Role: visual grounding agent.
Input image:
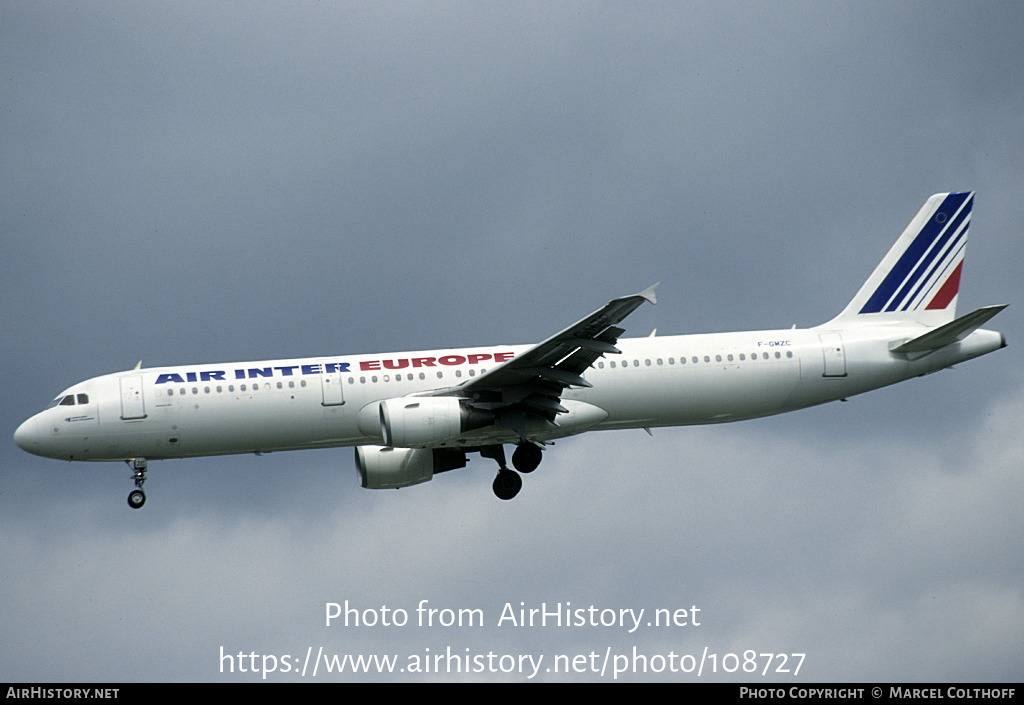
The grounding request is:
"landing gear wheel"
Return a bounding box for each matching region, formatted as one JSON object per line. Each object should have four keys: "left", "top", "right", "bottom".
{"left": 126, "top": 458, "right": 148, "bottom": 509}
{"left": 512, "top": 443, "right": 542, "bottom": 474}
{"left": 127, "top": 489, "right": 146, "bottom": 509}
{"left": 492, "top": 468, "right": 522, "bottom": 500}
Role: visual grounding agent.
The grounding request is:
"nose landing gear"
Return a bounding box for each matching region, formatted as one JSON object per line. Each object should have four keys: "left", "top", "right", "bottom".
{"left": 126, "top": 458, "right": 147, "bottom": 509}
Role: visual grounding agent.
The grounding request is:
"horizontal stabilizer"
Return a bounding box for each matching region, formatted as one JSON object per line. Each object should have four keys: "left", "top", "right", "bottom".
{"left": 891, "top": 305, "right": 1007, "bottom": 353}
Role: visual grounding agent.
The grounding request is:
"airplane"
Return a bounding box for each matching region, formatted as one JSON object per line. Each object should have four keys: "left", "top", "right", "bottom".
{"left": 14, "top": 192, "right": 1007, "bottom": 508}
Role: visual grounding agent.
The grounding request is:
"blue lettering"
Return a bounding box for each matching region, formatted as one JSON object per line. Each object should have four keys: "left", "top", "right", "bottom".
{"left": 156, "top": 363, "right": 359, "bottom": 385}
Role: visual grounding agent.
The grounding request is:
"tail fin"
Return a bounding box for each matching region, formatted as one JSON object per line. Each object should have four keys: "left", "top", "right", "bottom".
{"left": 828, "top": 192, "right": 973, "bottom": 327}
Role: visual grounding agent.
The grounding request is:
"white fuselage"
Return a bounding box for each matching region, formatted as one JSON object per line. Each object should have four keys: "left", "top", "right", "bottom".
{"left": 13, "top": 324, "right": 1005, "bottom": 463}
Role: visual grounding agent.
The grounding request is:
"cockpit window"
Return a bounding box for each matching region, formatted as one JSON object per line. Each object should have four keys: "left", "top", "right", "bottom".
{"left": 46, "top": 394, "right": 78, "bottom": 409}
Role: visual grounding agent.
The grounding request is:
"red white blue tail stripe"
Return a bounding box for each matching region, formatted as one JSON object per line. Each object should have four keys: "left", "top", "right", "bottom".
{"left": 858, "top": 192, "right": 972, "bottom": 314}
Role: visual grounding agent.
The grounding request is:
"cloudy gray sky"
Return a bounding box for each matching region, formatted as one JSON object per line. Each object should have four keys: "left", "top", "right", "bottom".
{"left": 2, "top": 1, "right": 1022, "bottom": 682}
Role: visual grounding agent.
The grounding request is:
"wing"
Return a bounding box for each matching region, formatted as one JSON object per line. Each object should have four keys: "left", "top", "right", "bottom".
{"left": 430, "top": 284, "right": 659, "bottom": 439}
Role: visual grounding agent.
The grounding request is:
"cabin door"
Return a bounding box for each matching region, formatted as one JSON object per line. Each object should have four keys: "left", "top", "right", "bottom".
{"left": 818, "top": 333, "right": 847, "bottom": 377}
{"left": 119, "top": 375, "right": 147, "bottom": 420}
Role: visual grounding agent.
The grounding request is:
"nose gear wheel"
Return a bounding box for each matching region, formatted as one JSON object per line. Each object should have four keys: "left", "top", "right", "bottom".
{"left": 126, "top": 458, "right": 147, "bottom": 509}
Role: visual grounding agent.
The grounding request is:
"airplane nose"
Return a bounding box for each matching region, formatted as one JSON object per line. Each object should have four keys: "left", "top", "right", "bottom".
{"left": 14, "top": 417, "right": 41, "bottom": 455}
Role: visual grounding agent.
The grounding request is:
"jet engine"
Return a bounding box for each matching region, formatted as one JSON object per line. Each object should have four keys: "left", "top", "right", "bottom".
{"left": 355, "top": 445, "right": 467, "bottom": 489}
{"left": 378, "top": 397, "right": 492, "bottom": 447}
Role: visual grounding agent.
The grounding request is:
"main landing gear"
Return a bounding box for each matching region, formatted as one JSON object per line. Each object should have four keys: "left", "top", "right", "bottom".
{"left": 126, "top": 458, "right": 147, "bottom": 509}
{"left": 484, "top": 443, "right": 543, "bottom": 500}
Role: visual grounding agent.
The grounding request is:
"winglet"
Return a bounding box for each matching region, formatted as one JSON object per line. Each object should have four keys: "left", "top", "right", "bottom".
{"left": 638, "top": 282, "right": 659, "bottom": 305}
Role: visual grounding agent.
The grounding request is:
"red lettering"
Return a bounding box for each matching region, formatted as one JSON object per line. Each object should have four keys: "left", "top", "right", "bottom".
{"left": 360, "top": 360, "right": 381, "bottom": 371}
{"left": 411, "top": 357, "right": 437, "bottom": 367}
{"left": 467, "top": 353, "right": 492, "bottom": 364}
{"left": 438, "top": 355, "right": 466, "bottom": 366}
{"left": 382, "top": 359, "right": 409, "bottom": 369}
{"left": 494, "top": 352, "right": 515, "bottom": 362}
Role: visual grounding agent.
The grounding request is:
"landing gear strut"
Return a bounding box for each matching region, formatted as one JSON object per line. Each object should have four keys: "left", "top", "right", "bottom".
{"left": 482, "top": 443, "right": 544, "bottom": 500}
{"left": 126, "top": 458, "right": 147, "bottom": 509}
{"left": 481, "top": 445, "right": 521, "bottom": 500}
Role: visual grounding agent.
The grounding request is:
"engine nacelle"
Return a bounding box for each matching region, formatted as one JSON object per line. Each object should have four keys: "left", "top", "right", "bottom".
{"left": 355, "top": 445, "right": 467, "bottom": 489}
{"left": 378, "top": 397, "right": 492, "bottom": 447}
